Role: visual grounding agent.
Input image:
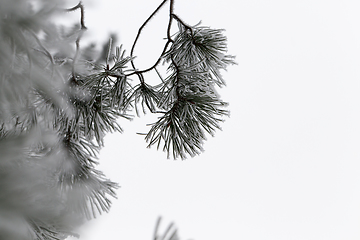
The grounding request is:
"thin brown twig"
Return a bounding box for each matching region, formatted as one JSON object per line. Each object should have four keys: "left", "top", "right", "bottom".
{"left": 65, "top": 1, "right": 87, "bottom": 80}
{"left": 127, "top": 0, "right": 169, "bottom": 76}
{"left": 125, "top": 40, "right": 173, "bottom": 77}
{"left": 128, "top": 0, "right": 176, "bottom": 81}
{"left": 66, "top": 1, "right": 87, "bottom": 30}
{"left": 126, "top": 0, "right": 194, "bottom": 79}
{"left": 130, "top": 0, "right": 169, "bottom": 70}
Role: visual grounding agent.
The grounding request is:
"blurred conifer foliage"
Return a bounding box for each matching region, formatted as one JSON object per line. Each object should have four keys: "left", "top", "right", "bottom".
{"left": 0, "top": 0, "right": 235, "bottom": 239}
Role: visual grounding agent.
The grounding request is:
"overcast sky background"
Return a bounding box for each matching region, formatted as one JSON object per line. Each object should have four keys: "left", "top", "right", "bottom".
{"left": 66, "top": 0, "right": 360, "bottom": 239}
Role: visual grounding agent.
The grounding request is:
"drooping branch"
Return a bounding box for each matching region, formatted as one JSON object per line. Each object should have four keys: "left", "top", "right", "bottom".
{"left": 126, "top": 0, "right": 196, "bottom": 79}
{"left": 125, "top": 40, "right": 173, "bottom": 77}
{"left": 130, "top": 0, "right": 169, "bottom": 70}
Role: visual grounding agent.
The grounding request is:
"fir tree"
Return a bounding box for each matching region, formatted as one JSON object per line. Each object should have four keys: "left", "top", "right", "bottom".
{"left": 0, "top": 0, "right": 235, "bottom": 239}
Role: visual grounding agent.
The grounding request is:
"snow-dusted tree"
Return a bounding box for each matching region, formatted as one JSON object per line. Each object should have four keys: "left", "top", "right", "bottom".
{"left": 0, "top": 0, "right": 235, "bottom": 239}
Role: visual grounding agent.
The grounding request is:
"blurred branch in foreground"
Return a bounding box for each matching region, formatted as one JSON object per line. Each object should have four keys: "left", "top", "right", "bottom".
{"left": 153, "top": 216, "right": 179, "bottom": 240}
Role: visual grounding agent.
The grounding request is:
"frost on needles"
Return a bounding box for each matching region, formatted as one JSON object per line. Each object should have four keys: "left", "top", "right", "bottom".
{"left": 0, "top": 0, "right": 235, "bottom": 239}
{"left": 145, "top": 24, "right": 236, "bottom": 159}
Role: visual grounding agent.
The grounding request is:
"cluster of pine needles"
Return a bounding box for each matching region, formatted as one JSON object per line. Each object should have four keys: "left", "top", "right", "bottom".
{"left": 0, "top": 0, "right": 235, "bottom": 239}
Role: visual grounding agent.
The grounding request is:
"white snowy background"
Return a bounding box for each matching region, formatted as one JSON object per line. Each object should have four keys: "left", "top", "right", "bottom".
{"left": 66, "top": 0, "right": 360, "bottom": 239}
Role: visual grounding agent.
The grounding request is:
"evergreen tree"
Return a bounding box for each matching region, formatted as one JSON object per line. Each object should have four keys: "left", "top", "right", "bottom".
{"left": 0, "top": 0, "right": 235, "bottom": 239}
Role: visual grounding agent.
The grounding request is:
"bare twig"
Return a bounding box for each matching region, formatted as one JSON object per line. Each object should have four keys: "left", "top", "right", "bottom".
{"left": 125, "top": 40, "right": 173, "bottom": 77}
{"left": 128, "top": 0, "right": 174, "bottom": 81}
{"left": 126, "top": 0, "right": 194, "bottom": 78}
{"left": 130, "top": 0, "right": 169, "bottom": 71}
{"left": 66, "top": 1, "right": 87, "bottom": 30}
{"left": 65, "top": 1, "right": 87, "bottom": 80}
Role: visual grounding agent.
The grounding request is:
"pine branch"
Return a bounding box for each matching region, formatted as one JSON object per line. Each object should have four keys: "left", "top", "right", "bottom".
{"left": 0, "top": 0, "right": 235, "bottom": 238}
{"left": 144, "top": 20, "right": 235, "bottom": 159}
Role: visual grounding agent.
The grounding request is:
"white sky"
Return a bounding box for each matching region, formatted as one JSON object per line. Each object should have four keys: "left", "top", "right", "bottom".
{"left": 66, "top": 0, "right": 360, "bottom": 239}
